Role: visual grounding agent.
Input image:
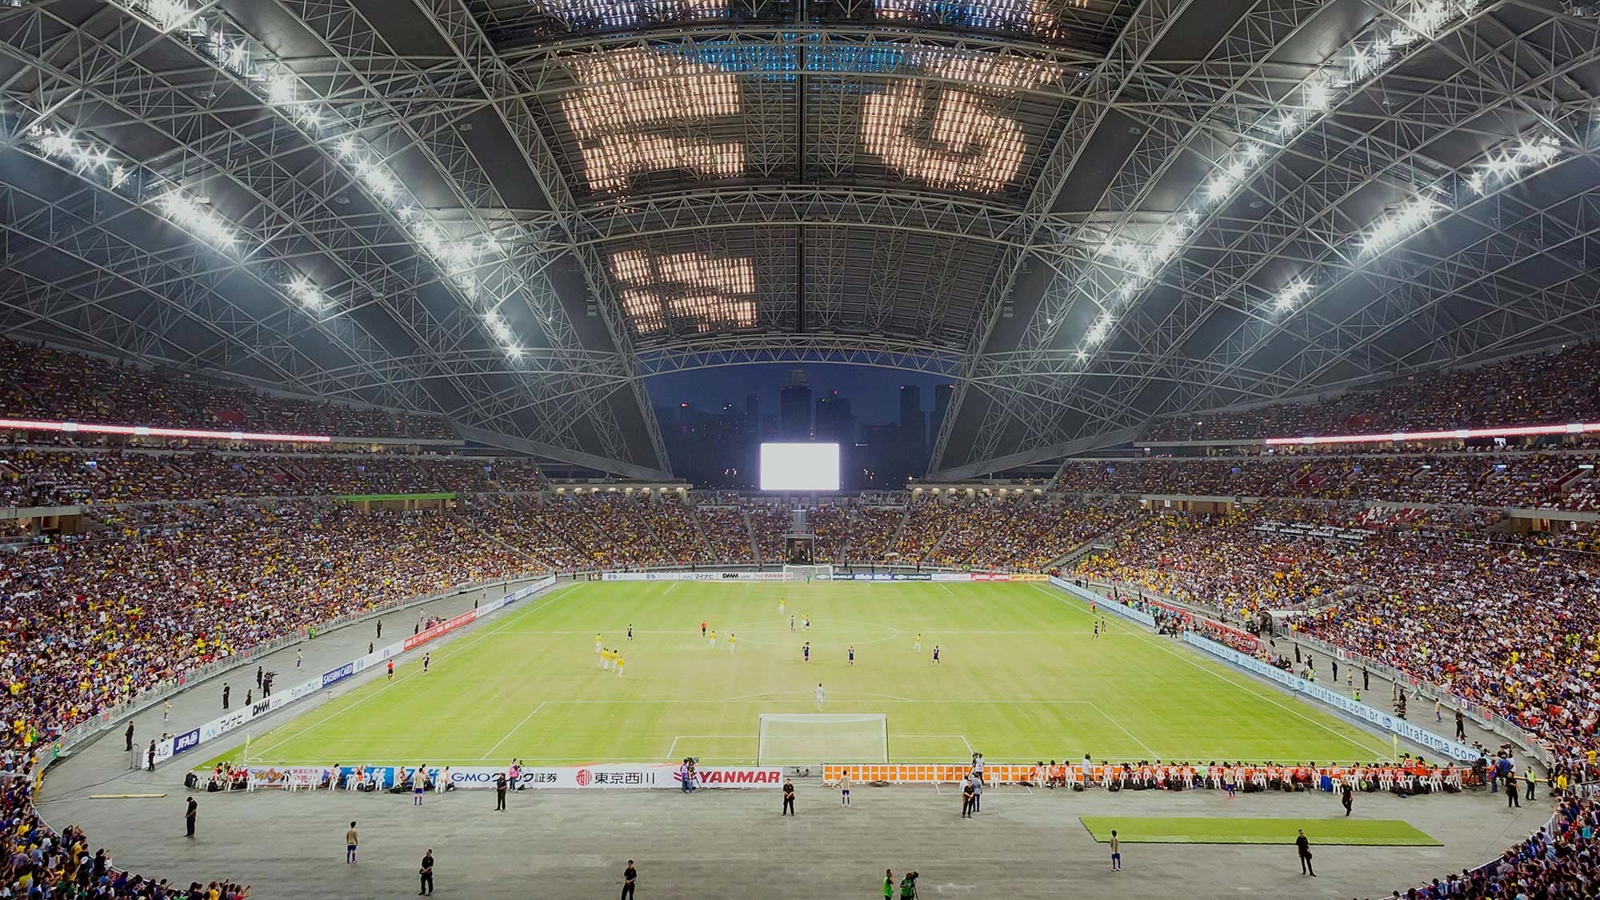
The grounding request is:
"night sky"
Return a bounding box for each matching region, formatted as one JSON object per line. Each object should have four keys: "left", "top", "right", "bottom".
{"left": 645, "top": 364, "right": 954, "bottom": 434}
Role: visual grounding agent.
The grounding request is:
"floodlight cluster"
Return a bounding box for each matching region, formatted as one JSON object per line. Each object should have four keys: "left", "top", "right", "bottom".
{"left": 287, "top": 277, "right": 325, "bottom": 311}
{"left": 861, "top": 66, "right": 1027, "bottom": 193}
{"left": 1361, "top": 195, "right": 1440, "bottom": 253}
{"left": 1466, "top": 135, "right": 1560, "bottom": 195}
{"left": 157, "top": 193, "right": 237, "bottom": 249}
{"left": 1070, "top": 0, "right": 1485, "bottom": 365}
{"left": 563, "top": 50, "right": 744, "bottom": 192}
{"left": 1274, "top": 277, "right": 1312, "bottom": 312}
{"left": 24, "top": 127, "right": 135, "bottom": 192}
{"left": 609, "top": 249, "right": 757, "bottom": 334}
{"left": 111, "top": 0, "right": 524, "bottom": 353}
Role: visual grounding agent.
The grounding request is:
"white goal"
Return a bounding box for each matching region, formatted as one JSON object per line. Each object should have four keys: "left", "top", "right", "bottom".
{"left": 757, "top": 713, "right": 887, "bottom": 765}
{"left": 782, "top": 564, "right": 834, "bottom": 582}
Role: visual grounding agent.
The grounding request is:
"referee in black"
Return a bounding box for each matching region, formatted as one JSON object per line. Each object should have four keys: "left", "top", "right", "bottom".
{"left": 781, "top": 778, "right": 795, "bottom": 816}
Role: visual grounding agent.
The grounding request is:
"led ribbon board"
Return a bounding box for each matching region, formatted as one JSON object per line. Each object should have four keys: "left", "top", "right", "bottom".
{"left": 0, "top": 418, "right": 332, "bottom": 444}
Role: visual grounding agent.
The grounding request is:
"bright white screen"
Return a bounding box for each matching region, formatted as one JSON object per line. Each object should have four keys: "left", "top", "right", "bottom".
{"left": 760, "top": 443, "right": 840, "bottom": 492}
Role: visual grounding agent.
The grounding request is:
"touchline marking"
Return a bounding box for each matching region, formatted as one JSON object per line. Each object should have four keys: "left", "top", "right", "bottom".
{"left": 481, "top": 701, "right": 548, "bottom": 759}
{"left": 248, "top": 587, "right": 577, "bottom": 759}
{"left": 1088, "top": 700, "right": 1157, "bottom": 759}
{"left": 1029, "top": 585, "right": 1391, "bottom": 758}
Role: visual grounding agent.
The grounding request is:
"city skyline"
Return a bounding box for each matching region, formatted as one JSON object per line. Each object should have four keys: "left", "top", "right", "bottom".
{"left": 646, "top": 365, "right": 955, "bottom": 488}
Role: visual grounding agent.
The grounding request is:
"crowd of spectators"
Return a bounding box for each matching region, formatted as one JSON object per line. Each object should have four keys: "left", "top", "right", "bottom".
{"left": 0, "top": 337, "right": 454, "bottom": 440}
{"left": 635, "top": 493, "right": 715, "bottom": 565}
{"left": 1145, "top": 341, "right": 1600, "bottom": 442}
{"left": 1391, "top": 792, "right": 1600, "bottom": 899}
{"left": 0, "top": 448, "right": 545, "bottom": 507}
{"left": 1056, "top": 452, "right": 1600, "bottom": 510}
{"left": 1075, "top": 505, "right": 1600, "bottom": 773}
{"left": 892, "top": 497, "right": 961, "bottom": 564}
{"left": 696, "top": 506, "right": 755, "bottom": 563}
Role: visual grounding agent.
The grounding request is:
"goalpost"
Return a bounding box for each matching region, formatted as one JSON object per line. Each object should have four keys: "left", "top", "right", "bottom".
{"left": 757, "top": 713, "right": 887, "bottom": 765}
{"left": 782, "top": 564, "right": 834, "bottom": 582}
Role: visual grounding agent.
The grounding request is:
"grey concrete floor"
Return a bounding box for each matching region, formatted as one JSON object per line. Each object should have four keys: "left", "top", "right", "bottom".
{"left": 35, "top": 580, "right": 1550, "bottom": 900}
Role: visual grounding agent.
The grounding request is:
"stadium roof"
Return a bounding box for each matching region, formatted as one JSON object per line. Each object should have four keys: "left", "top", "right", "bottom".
{"left": 1, "top": 0, "right": 1597, "bottom": 480}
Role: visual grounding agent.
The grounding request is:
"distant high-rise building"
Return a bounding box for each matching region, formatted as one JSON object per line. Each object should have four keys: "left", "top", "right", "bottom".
{"left": 931, "top": 383, "right": 955, "bottom": 448}
{"left": 898, "top": 384, "right": 925, "bottom": 449}
{"left": 744, "top": 393, "right": 760, "bottom": 437}
{"left": 779, "top": 368, "right": 813, "bottom": 438}
{"left": 814, "top": 390, "right": 856, "bottom": 445}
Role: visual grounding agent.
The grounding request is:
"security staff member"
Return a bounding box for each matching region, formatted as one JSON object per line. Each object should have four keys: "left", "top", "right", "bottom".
{"left": 495, "top": 773, "right": 508, "bottom": 811}
{"left": 781, "top": 779, "right": 795, "bottom": 816}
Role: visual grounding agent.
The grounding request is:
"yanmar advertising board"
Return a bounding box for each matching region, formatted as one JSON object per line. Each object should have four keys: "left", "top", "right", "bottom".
{"left": 436, "top": 764, "right": 781, "bottom": 790}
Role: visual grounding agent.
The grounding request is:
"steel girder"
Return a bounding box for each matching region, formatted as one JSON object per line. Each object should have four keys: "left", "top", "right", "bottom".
{"left": 0, "top": 0, "right": 651, "bottom": 473}
{"left": 932, "top": 0, "right": 1600, "bottom": 478}
{"left": 545, "top": 187, "right": 1062, "bottom": 248}
{"left": 267, "top": 0, "right": 650, "bottom": 469}
{"left": 631, "top": 333, "right": 964, "bottom": 377}
{"left": 933, "top": 0, "right": 1328, "bottom": 473}
{"left": 405, "top": 0, "right": 671, "bottom": 473}
{"left": 1044, "top": 9, "right": 1600, "bottom": 450}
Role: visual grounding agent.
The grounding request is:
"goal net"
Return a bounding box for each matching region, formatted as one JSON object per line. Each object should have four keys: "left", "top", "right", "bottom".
{"left": 757, "top": 713, "right": 887, "bottom": 765}
{"left": 782, "top": 564, "right": 834, "bottom": 582}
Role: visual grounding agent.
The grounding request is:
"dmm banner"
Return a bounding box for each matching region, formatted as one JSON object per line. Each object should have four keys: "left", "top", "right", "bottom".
{"left": 602, "top": 572, "right": 786, "bottom": 582}
{"left": 1048, "top": 576, "right": 1156, "bottom": 627}
{"left": 1180, "top": 633, "right": 1478, "bottom": 762}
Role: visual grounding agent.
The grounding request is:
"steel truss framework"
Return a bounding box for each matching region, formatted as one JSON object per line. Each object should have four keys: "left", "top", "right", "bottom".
{"left": 0, "top": 0, "right": 1595, "bottom": 480}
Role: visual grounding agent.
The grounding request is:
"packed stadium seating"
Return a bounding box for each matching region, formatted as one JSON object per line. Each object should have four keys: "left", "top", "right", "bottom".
{"left": 1056, "top": 452, "right": 1600, "bottom": 510}
{"left": 5, "top": 381, "right": 1600, "bottom": 898}
{"left": 0, "top": 337, "right": 455, "bottom": 440}
{"left": 1145, "top": 341, "right": 1600, "bottom": 442}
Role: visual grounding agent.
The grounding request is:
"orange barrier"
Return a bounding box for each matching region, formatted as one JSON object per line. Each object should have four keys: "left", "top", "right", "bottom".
{"left": 821, "top": 762, "right": 1466, "bottom": 789}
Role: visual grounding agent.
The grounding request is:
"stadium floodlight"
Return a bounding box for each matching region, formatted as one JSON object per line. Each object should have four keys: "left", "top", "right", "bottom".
{"left": 1467, "top": 134, "right": 1560, "bottom": 194}
{"left": 1085, "top": 313, "right": 1114, "bottom": 345}
{"left": 157, "top": 192, "right": 237, "bottom": 250}
{"left": 1361, "top": 195, "right": 1439, "bottom": 253}
{"left": 287, "top": 276, "right": 324, "bottom": 310}
{"left": 1274, "top": 277, "right": 1311, "bottom": 312}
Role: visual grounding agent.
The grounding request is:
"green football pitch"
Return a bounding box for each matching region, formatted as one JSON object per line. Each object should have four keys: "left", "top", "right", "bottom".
{"left": 1078, "top": 816, "right": 1441, "bottom": 846}
{"left": 219, "top": 581, "right": 1398, "bottom": 768}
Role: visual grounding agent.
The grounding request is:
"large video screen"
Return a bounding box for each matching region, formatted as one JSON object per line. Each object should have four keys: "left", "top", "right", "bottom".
{"left": 760, "top": 443, "right": 840, "bottom": 492}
